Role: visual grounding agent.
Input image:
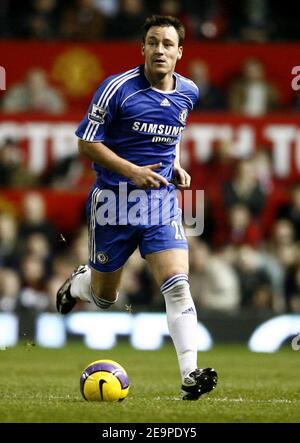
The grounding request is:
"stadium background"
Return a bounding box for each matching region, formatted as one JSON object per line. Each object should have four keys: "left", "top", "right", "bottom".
{"left": 1, "top": 0, "right": 300, "bottom": 352}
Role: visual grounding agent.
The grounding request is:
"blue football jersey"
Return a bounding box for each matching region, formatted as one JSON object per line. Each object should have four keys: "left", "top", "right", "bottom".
{"left": 75, "top": 65, "right": 199, "bottom": 188}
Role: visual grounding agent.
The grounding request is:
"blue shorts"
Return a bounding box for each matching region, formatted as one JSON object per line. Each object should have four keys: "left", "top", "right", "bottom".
{"left": 86, "top": 184, "right": 188, "bottom": 272}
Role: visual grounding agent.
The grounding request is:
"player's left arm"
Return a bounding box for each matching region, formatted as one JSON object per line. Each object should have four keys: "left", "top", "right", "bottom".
{"left": 172, "top": 142, "right": 191, "bottom": 189}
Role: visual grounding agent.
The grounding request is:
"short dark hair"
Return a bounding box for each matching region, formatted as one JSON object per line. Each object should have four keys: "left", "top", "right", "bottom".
{"left": 142, "top": 15, "right": 185, "bottom": 46}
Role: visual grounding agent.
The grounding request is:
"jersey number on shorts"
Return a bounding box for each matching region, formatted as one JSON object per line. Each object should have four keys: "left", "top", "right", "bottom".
{"left": 171, "top": 220, "right": 186, "bottom": 240}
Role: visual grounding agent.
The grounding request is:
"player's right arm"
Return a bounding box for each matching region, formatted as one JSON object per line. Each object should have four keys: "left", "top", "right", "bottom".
{"left": 78, "top": 139, "right": 168, "bottom": 189}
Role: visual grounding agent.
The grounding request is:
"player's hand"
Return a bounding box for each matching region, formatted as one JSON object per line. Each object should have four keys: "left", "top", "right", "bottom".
{"left": 171, "top": 166, "right": 191, "bottom": 189}
{"left": 129, "top": 163, "right": 169, "bottom": 189}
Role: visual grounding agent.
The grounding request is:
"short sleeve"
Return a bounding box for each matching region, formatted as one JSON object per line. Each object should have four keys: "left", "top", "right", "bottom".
{"left": 75, "top": 76, "right": 119, "bottom": 142}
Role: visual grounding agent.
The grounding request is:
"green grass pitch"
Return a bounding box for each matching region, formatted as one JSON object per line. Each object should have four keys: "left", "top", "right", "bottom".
{"left": 0, "top": 341, "right": 299, "bottom": 423}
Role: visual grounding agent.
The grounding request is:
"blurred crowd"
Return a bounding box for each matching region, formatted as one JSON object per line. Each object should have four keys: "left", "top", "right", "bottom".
{"left": 1, "top": 0, "right": 299, "bottom": 42}
{"left": 1, "top": 0, "right": 300, "bottom": 116}
{"left": 2, "top": 56, "right": 300, "bottom": 115}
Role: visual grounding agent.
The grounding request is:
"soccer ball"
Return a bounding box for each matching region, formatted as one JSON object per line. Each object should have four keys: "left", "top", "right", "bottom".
{"left": 80, "top": 359, "right": 130, "bottom": 402}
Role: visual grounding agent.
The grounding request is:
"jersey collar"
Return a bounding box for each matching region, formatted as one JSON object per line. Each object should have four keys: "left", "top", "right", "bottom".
{"left": 140, "top": 65, "right": 177, "bottom": 93}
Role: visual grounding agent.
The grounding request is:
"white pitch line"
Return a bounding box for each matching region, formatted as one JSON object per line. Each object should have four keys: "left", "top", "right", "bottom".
{"left": 154, "top": 396, "right": 300, "bottom": 404}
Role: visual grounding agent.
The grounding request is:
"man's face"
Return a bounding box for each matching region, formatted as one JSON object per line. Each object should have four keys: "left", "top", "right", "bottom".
{"left": 142, "top": 26, "right": 183, "bottom": 77}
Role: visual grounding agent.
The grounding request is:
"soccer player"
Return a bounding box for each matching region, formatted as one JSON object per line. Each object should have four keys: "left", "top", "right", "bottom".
{"left": 56, "top": 15, "right": 218, "bottom": 400}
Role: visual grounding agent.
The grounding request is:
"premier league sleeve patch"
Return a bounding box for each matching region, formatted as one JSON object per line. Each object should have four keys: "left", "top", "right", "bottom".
{"left": 88, "top": 104, "right": 107, "bottom": 124}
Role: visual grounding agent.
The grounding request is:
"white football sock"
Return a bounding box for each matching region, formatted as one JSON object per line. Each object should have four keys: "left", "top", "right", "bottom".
{"left": 90, "top": 287, "right": 118, "bottom": 309}
{"left": 70, "top": 267, "right": 92, "bottom": 302}
{"left": 161, "top": 274, "right": 198, "bottom": 381}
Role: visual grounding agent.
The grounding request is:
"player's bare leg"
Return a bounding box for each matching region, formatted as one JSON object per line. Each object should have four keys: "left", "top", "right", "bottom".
{"left": 146, "top": 248, "right": 189, "bottom": 286}
{"left": 146, "top": 248, "right": 217, "bottom": 400}
{"left": 90, "top": 267, "right": 123, "bottom": 309}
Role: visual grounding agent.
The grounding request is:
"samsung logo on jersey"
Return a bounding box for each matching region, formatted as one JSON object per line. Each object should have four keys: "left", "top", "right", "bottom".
{"left": 132, "top": 121, "right": 184, "bottom": 137}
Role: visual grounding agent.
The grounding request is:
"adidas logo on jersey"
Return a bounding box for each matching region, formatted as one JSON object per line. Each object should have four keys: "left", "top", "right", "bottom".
{"left": 160, "top": 98, "right": 171, "bottom": 107}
